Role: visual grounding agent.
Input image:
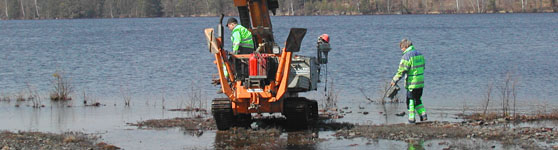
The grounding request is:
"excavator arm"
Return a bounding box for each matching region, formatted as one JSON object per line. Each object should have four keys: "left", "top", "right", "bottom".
{"left": 234, "top": 0, "right": 279, "bottom": 53}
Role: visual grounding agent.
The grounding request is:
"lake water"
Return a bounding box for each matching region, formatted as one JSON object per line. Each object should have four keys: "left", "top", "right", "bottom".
{"left": 1, "top": 13, "right": 558, "bottom": 149}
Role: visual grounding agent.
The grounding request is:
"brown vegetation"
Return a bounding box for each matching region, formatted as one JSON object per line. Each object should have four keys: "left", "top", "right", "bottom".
{"left": 320, "top": 79, "right": 345, "bottom": 119}
{"left": 119, "top": 86, "right": 131, "bottom": 106}
{"left": 82, "top": 90, "right": 103, "bottom": 107}
{"left": 335, "top": 121, "right": 555, "bottom": 149}
{"left": 474, "top": 72, "right": 520, "bottom": 121}
{"left": 498, "top": 72, "right": 518, "bottom": 118}
{"left": 462, "top": 109, "right": 558, "bottom": 122}
{"left": 324, "top": 79, "right": 338, "bottom": 111}
{"left": 128, "top": 117, "right": 215, "bottom": 130}
{"left": 170, "top": 84, "right": 207, "bottom": 112}
{"left": 0, "top": 131, "right": 118, "bottom": 150}
{"left": 26, "top": 83, "right": 43, "bottom": 108}
{"left": 0, "top": 93, "right": 10, "bottom": 102}
{"left": 49, "top": 71, "right": 73, "bottom": 101}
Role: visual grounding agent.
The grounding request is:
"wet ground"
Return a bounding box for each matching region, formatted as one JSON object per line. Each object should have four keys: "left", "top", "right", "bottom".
{"left": 1, "top": 94, "right": 558, "bottom": 150}
{"left": 0, "top": 131, "right": 118, "bottom": 150}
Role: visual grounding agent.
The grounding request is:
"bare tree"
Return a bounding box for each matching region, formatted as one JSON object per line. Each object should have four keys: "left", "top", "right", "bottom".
{"left": 456, "top": 0, "right": 460, "bottom": 12}
{"left": 110, "top": 0, "right": 114, "bottom": 18}
{"left": 468, "top": 0, "right": 476, "bottom": 12}
{"left": 539, "top": 0, "right": 542, "bottom": 11}
{"left": 4, "top": 0, "right": 8, "bottom": 19}
{"left": 387, "top": 0, "right": 391, "bottom": 13}
{"left": 512, "top": 77, "right": 518, "bottom": 118}
{"left": 33, "top": 0, "right": 38, "bottom": 18}
{"left": 357, "top": 0, "right": 361, "bottom": 12}
{"left": 424, "top": 0, "right": 429, "bottom": 13}
{"left": 483, "top": 82, "right": 493, "bottom": 115}
{"left": 477, "top": 0, "right": 481, "bottom": 13}
{"left": 20, "top": 0, "right": 24, "bottom": 19}
{"left": 522, "top": 0, "right": 526, "bottom": 12}
{"left": 171, "top": 0, "right": 175, "bottom": 17}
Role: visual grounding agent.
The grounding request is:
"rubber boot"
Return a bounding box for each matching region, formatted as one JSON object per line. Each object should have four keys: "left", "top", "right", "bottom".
{"left": 416, "top": 100, "right": 427, "bottom": 121}
{"left": 408, "top": 99, "right": 416, "bottom": 123}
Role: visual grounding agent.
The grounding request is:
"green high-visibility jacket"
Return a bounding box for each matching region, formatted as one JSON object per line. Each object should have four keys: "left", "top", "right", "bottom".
{"left": 231, "top": 25, "right": 254, "bottom": 53}
{"left": 392, "top": 46, "right": 425, "bottom": 90}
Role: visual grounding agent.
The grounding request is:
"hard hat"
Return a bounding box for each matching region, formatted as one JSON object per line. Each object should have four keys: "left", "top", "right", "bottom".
{"left": 320, "top": 34, "right": 329, "bottom": 43}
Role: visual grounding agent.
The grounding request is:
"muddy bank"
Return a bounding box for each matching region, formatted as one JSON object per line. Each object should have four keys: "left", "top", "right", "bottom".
{"left": 0, "top": 131, "right": 118, "bottom": 150}
{"left": 127, "top": 117, "right": 329, "bottom": 149}
{"left": 334, "top": 120, "right": 558, "bottom": 149}
{"left": 128, "top": 117, "right": 215, "bottom": 130}
{"left": 126, "top": 112, "right": 558, "bottom": 149}
{"left": 215, "top": 128, "right": 323, "bottom": 149}
{"left": 128, "top": 116, "right": 354, "bottom": 131}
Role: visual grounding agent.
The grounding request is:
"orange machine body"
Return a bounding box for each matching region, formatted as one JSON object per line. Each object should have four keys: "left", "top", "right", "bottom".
{"left": 213, "top": 49, "right": 291, "bottom": 115}
{"left": 207, "top": 0, "right": 289, "bottom": 115}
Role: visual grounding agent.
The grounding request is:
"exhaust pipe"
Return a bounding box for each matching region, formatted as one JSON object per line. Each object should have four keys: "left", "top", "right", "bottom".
{"left": 218, "top": 14, "right": 225, "bottom": 49}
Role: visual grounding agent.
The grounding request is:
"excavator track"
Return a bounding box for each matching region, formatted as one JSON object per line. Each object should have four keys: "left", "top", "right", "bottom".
{"left": 212, "top": 98, "right": 234, "bottom": 130}
{"left": 283, "top": 97, "right": 318, "bottom": 129}
{"left": 308, "top": 100, "right": 318, "bottom": 121}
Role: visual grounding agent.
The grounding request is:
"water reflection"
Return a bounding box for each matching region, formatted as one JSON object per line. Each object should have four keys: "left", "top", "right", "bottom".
{"left": 407, "top": 139, "right": 425, "bottom": 150}
{"left": 30, "top": 108, "right": 41, "bottom": 130}
{"left": 50, "top": 101, "right": 74, "bottom": 131}
{"left": 214, "top": 129, "right": 319, "bottom": 150}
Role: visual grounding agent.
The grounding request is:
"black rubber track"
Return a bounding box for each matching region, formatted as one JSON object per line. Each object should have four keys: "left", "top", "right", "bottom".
{"left": 212, "top": 98, "right": 234, "bottom": 130}
{"left": 283, "top": 97, "right": 318, "bottom": 129}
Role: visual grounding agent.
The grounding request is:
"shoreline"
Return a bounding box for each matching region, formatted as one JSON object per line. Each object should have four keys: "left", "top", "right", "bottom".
{"left": 1, "top": 11, "right": 556, "bottom": 21}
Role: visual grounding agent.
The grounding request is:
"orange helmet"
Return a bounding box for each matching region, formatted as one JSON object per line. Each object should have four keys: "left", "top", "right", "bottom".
{"left": 320, "top": 34, "right": 329, "bottom": 43}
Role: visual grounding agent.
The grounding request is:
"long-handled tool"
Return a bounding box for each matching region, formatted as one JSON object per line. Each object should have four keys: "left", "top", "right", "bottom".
{"left": 381, "top": 84, "right": 400, "bottom": 102}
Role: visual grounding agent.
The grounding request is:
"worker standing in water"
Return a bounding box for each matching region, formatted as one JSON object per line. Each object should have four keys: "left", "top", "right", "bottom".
{"left": 226, "top": 18, "right": 254, "bottom": 54}
{"left": 391, "top": 38, "right": 427, "bottom": 123}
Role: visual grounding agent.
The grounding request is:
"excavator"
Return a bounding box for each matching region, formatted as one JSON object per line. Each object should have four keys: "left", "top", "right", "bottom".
{"left": 204, "top": 0, "right": 331, "bottom": 130}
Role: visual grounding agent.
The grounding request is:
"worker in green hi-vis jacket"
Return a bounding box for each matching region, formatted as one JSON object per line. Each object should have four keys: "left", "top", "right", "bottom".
{"left": 391, "top": 38, "right": 427, "bottom": 124}
{"left": 226, "top": 17, "right": 254, "bottom": 54}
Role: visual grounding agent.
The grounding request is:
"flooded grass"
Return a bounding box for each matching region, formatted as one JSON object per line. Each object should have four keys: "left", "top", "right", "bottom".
{"left": 0, "top": 94, "right": 10, "bottom": 102}
{"left": 128, "top": 117, "right": 216, "bottom": 130}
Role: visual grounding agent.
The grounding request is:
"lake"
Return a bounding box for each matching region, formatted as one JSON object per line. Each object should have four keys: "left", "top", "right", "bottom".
{"left": 1, "top": 13, "right": 558, "bottom": 149}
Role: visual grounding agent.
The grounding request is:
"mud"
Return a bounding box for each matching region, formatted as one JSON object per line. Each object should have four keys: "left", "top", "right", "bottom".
{"left": 334, "top": 119, "right": 558, "bottom": 149}
{"left": 128, "top": 117, "right": 216, "bottom": 130}
{"left": 214, "top": 128, "right": 324, "bottom": 149}
{"left": 167, "top": 107, "right": 208, "bottom": 112}
{"left": 96, "top": 107, "right": 558, "bottom": 149}
{"left": 461, "top": 111, "right": 558, "bottom": 122}
{"left": 0, "top": 131, "right": 118, "bottom": 150}
{"left": 127, "top": 115, "right": 354, "bottom": 132}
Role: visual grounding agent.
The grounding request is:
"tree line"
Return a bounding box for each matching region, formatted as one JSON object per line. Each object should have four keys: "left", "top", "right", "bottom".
{"left": 1, "top": 0, "right": 556, "bottom": 20}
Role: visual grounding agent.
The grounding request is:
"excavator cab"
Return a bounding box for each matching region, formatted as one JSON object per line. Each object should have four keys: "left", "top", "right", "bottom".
{"left": 204, "top": 0, "right": 331, "bottom": 130}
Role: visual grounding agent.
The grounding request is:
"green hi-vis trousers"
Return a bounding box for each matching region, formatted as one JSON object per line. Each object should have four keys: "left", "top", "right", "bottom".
{"left": 407, "top": 88, "right": 426, "bottom": 119}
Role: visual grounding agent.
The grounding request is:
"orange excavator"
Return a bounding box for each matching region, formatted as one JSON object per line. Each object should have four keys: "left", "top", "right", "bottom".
{"left": 204, "top": 0, "right": 331, "bottom": 130}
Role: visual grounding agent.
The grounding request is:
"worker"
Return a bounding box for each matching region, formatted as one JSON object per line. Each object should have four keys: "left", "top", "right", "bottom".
{"left": 226, "top": 17, "right": 254, "bottom": 54}
{"left": 391, "top": 38, "right": 427, "bottom": 123}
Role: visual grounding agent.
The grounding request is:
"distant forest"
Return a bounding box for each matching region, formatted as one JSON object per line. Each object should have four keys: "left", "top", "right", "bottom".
{"left": 1, "top": 0, "right": 557, "bottom": 20}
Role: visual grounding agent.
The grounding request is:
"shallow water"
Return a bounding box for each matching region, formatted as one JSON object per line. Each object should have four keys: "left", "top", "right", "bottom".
{"left": 1, "top": 14, "right": 558, "bottom": 149}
